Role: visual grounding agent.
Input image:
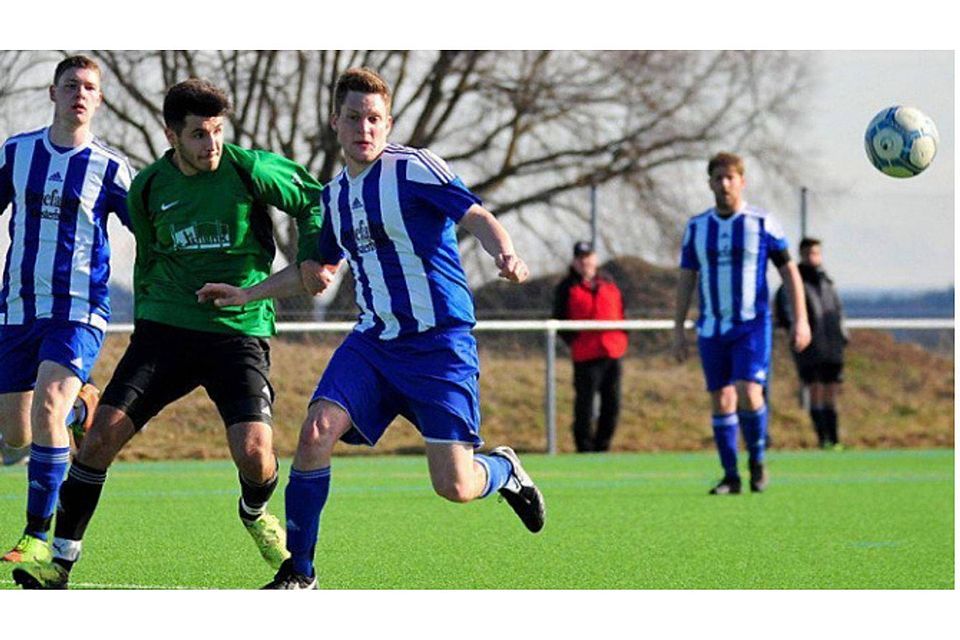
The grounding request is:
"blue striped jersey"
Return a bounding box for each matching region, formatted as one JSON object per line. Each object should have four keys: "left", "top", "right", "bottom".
{"left": 319, "top": 144, "right": 482, "bottom": 340}
{"left": 679, "top": 204, "right": 789, "bottom": 338}
{"left": 0, "top": 127, "right": 133, "bottom": 330}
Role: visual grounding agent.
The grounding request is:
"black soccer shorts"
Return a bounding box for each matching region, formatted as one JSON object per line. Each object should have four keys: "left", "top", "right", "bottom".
{"left": 101, "top": 320, "right": 275, "bottom": 431}
{"left": 797, "top": 361, "right": 844, "bottom": 385}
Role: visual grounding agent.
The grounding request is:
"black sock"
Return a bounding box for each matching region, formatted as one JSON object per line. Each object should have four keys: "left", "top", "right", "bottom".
{"left": 51, "top": 461, "right": 108, "bottom": 570}
{"left": 809, "top": 408, "right": 827, "bottom": 446}
{"left": 238, "top": 467, "right": 279, "bottom": 522}
{"left": 824, "top": 407, "right": 839, "bottom": 444}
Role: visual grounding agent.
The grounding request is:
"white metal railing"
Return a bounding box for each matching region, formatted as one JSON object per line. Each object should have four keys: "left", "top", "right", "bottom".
{"left": 105, "top": 318, "right": 954, "bottom": 454}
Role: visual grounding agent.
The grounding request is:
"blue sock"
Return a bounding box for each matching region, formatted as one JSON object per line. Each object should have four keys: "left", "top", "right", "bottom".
{"left": 285, "top": 466, "right": 331, "bottom": 577}
{"left": 739, "top": 405, "right": 769, "bottom": 464}
{"left": 474, "top": 454, "right": 513, "bottom": 498}
{"left": 711, "top": 414, "right": 740, "bottom": 478}
{"left": 26, "top": 444, "right": 71, "bottom": 541}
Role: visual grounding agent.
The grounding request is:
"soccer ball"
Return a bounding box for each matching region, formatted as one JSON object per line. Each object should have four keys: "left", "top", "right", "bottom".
{"left": 864, "top": 106, "right": 939, "bottom": 178}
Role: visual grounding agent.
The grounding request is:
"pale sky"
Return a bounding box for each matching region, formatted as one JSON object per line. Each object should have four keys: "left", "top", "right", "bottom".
{"left": 796, "top": 50, "right": 954, "bottom": 290}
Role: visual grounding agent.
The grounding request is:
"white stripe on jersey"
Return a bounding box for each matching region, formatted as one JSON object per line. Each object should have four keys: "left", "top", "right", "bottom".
{"left": 68, "top": 152, "right": 109, "bottom": 324}
{"left": 378, "top": 154, "right": 436, "bottom": 332}
{"left": 740, "top": 214, "right": 761, "bottom": 322}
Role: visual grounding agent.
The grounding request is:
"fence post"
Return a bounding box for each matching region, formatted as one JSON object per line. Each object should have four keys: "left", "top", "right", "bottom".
{"left": 545, "top": 321, "right": 558, "bottom": 455}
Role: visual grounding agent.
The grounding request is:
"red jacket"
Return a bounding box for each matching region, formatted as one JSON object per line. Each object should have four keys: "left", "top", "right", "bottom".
{"left": 552, "top": 270, "right": 628, "bottom": 362}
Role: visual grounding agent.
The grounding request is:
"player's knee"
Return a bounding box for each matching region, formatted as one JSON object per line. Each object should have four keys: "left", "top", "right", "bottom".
{"left": 297, "top": 415, "right": 339, "bottom": 455}
{"left": 75, "top": 409, "right": 131, "bottom": 469}
{"left": 2, "top": 431, "right": 29, "bottom": 449}
{"left": 236, "top": 445, "right": 274, "bottom": 481}
{"left": 432, "top": 477, "right": 474, "bottom": 503}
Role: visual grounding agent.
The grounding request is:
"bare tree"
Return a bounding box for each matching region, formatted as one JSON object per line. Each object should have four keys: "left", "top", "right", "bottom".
{"left": 1, "top": 50, "right": 812, "bottom": 317}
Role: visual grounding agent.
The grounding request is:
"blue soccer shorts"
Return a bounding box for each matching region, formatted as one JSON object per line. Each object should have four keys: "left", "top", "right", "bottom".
{"left": 0, "top": 319, "right": 105, "bottom": 393}
{"left": 697, "top": 321, "right": 771, "bottom": 392}
{"left": 311, "top": 328, "right": 483, "bottom": 448}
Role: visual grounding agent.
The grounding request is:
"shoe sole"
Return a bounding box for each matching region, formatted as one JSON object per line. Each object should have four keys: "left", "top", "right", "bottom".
{"left": 11, "top": 567, "right": 67, "bottom": 590}
{"left": 491, "top": 446, "right": 546, "bottom": 533}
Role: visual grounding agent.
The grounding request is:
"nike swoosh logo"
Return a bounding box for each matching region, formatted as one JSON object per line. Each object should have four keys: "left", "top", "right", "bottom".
{"left": 160, "top": 201, "right": 180, "bottom": 212}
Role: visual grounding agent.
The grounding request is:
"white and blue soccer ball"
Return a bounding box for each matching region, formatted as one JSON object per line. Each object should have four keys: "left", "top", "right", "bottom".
{"left": 864, "top": 106, "right": 939, "bottom": 178}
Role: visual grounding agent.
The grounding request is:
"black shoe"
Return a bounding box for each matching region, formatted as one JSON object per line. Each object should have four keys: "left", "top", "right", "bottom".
{"left": 749, "top": 462, "right": 768, "bottom": 493}
{"left": 261, "top": 558, "right": 317, "bottom": 590}
{"left": 490, "top": 446, "right": 546, "bottom": 533}
{"left": 709, "top": 475, "right": 742, "bottom": 495}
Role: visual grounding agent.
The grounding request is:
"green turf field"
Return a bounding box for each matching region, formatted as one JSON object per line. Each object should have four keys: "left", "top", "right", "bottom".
{"left": 0, "top": 449, "right": 953, "bottom": 589}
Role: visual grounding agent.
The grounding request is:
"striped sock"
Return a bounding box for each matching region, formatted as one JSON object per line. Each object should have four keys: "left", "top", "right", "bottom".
{"left": 25, "top": 444, "right": 71, "bottom": 541}
{"left": 711, "top": 413, "right": 740, "bottom": 478}
{"left": 285, "top": 466, "right": 331, "bottom": 577}
{"left": 52, "top": 461, "right": 108, "bottom": 569}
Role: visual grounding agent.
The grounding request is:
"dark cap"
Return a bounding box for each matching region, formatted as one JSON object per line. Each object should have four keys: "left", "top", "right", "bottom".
{"left": 573, "top": 241, "right": 594, "bottom": 257}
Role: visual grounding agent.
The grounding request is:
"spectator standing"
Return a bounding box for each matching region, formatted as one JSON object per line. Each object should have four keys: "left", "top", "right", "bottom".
{"left": 553, "top": 241, "right": 628, "bottom": 452}
{"left": 776, "top": 237, "right": 848, "bottom": 448}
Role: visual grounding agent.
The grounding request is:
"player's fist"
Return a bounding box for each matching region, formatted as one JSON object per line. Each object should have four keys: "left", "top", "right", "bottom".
{"left": 496, "top": 253, "right": 529, "bottom": 283}
{"left": 196, "top": 283, "right": 249, "bottom": 307}
{"left": 300, "top": 260, "right": 338, "bottom": 296}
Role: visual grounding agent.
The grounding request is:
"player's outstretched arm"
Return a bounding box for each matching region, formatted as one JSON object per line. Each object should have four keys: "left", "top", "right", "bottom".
{"left": 459, "top": 204, "right": 529, "bottom": 283}
{"left": 779, "top": 261, "right": 812, "bottom": 352}
{"left": 673, "top": 268, "right": 698, "bottom": 362}
{"left": 197, "top": 260, "right": 334, "bottom": 307}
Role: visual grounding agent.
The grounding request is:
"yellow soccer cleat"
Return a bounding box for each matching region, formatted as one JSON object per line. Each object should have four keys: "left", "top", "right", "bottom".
{"left": 243, "top": 511, "right": 291, "bottom": 570}
{"left": 1, "top": 534, "right": 52, "bottom": 564}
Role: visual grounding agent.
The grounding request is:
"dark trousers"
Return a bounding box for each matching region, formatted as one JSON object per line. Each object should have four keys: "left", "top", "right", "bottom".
{"left": 572, "top": 357, "right": 622, "bottom": 452}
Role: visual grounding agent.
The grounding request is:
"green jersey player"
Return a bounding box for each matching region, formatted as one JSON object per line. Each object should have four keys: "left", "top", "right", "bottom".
{"left": 13, "top": 78, "right": 327, "bottom": 589}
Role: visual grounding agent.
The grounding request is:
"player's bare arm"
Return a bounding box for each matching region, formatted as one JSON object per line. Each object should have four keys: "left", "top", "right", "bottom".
{"left": 779, "top": 261, "right": 812, "bottom": 353}
{"left": 673, "top": 268, "right": 698, "bottom": 362}
{"left": 197, "top": 260, "right": 333, "bottom": 307}
{"left": 459, "top": 204, "right": 529, "bottom": 283}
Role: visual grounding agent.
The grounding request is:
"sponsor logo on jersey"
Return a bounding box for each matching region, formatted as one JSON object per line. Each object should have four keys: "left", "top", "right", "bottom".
{"left": 169, "top": 221, "right": 232, "bottom": 251}
{"left": 26, "top": 188, "right": 81, "bottom": 221}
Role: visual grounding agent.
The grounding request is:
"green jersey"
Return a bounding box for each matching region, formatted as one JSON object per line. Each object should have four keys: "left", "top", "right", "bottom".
{"left": 127, "top": 144, "right": 323, "bottom": 337}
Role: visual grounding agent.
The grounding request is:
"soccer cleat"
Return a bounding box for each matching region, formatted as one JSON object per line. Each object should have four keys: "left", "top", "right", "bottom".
{"left": 1, "top": 534, "right": 52, "bottom": 564}
{"left": 490, "top": 446, "right": 546, "bottom": 533}
{"left": 749, "top": 462, "right": 768, "bottom": 493}
{"left": 11, "top": 560, "right": 69, "bottom": 589}
{"left": 243, "top": 510, "right": 291, "bottom": 570}
{"left": 68, "top": 383, "right": 100, "bottom": 448}
{"left": 709, "top": 476, "right": 742, "bottom": 495}
{"left": 0, "top": 435, "right": 29, "bottom": 466}
{"left": 261, "top": 558, "right": 317, "bottom": 590}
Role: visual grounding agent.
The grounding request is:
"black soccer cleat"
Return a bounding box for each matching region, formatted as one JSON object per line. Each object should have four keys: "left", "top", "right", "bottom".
{"left": 749, "top": 461, "right": 768, "bottom": 493}
{"left": 490, "top": 446, "right": 546, "bottom": 533}
{"left": 12, "top": 560, "right": 69, "bottom": 589}
{"left": 709, "top": 475, "right": 742, "bottom": 495}
{"left": 261, "top": 558, "right": 317, "bottom": 590}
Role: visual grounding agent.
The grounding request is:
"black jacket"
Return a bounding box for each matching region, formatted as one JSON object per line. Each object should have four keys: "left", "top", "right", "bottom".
{"left": 775, "top": 264, "right": 848, "bottom": 365}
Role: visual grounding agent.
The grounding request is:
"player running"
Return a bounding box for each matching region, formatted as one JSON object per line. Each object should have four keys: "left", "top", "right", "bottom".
{"left": 12, "top": 78, "right": 326, "bottom": 589}
{"left": 1, "top": 56, "right": 131, "bottom": 566}
{"left": 673, "top": 152, "right": 810, "bottom": 495}
{"left": 200, "top": 67, "right": 546, "bottom": 589}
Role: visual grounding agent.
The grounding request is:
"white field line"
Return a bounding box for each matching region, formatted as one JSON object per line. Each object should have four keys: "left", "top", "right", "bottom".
{"left": 0, "top": 577, "right": 191, "bottom": 590}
